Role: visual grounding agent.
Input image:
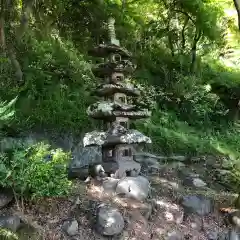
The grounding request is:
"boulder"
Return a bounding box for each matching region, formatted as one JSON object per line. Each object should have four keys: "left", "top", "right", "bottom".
{"left": 116, "top": 176, "right": 150, "bottom": 201}
{"left": 152, "top": 198, "right": 184, "bottom": 224}
{"left": 205, "top": 230, "right": 219, "bottom": 240}
{"left": 0, "top": 215, "right": 21, "bottom": 232}
{"left": 62, "top": 219, "right": 78, "bottom": 236}
{"left": 181, "top": 195, "right": 213, "bottom": 216}
{"left": 0, "top": 189, "right": 13, "bottom": 209}
{"left": 102, "top": 178, "right": 119, "bottom": 193}
{"left": 183, "top": 177, "right": 207, "bottom": 188}
{"left": 96, "top": 204, "right": 124, "bottom": 236}
{"left": 167, "top": 230, "right": 184, "bottom": 240}
{"left": 68, "top": 146, "right": 102, "bottom": 179}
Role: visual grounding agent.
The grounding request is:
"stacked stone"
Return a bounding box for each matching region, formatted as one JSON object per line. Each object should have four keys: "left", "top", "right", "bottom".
{"left": 83, "top": 18, "right": 152, "bottom": 179}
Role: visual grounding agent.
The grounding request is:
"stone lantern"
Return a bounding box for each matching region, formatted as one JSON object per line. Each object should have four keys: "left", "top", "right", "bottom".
{"left": 84, "top": 18, "right": 151, "bottom": 178}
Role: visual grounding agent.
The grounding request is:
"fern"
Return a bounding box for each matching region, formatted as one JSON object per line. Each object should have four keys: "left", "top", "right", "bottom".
{"left": 0, "top": 97, "right": 17, "bottom": 127}
{"left": 0, "top": 228, "right": 18, "bottom": 240}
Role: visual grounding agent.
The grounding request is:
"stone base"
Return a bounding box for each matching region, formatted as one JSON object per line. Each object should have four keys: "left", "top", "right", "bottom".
{"left": 102, "top": 160, "right": 141, "bottom": 179}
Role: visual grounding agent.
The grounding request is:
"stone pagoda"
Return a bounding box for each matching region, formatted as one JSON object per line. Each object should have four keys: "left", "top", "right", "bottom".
{"left": 83, "top": 18, "right": 151, "bottom": 179}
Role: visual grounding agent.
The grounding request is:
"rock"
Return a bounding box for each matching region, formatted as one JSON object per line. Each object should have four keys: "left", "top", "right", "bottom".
{"left": 226, "top": 210, "right": 240, "bottom": 228}
{"left": 169, "top": 162, "right": 186, "bottom": 169}
{"left": 167, "top": 230, "right": 183, "bottom": 240}
{"left": 96, "top": 204, "right": 124, "bottom": 236}
{"left": 116, "top": 176, "right": 150, "bottom": 201}
{"left": 228, "top": 230, "right": 240, "bottom": 240}
{"left": 148, "top": 164, "right": 161, "bottom": 174}
{"left": 68, "top": 146, "right": 102, "bottom": 179}
{"left": 169, "top": 155, "right": 187, "bottom": 161}
{"left": 181, "top": 195, "right": 212, "bottom": 216}
{"left": 152, "top": 198, "right": 184, "bottom": 224}
{"left": 185, "top": 214, "right": 203, "bottom": 230}
{"left": 183, "top": 177, "right": 207, "bottom": 188}
{"left": 134, "top": 152, "right": 165, "bottom": 161}
{"left": 205, "top": 230, "right": 218, "bottom": 240}
{"left": 62, "top": 220, "right": 78, "bottom": 236}
{"left": 218, "top": 229, "right": 240, "bottom": 240}
{"left": 0, "top": 215, "right": 21, "bottom": 232}
{"left": 102, "top": 177, "right": 119, "bottom": 193}
{"left": 0, "top": 137, "right": 36, "bottom": 152}
{"left": 0, "top": 189, "right": 13, "bottom": 209}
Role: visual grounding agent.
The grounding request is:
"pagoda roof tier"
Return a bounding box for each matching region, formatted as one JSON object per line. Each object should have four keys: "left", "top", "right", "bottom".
{"left": 83, "top": 123, "right": 151, "bottom": 147}
{"left": 88, "top": 44, "right": 132, "bottom": 58}
{"left": 92, "top": 60, "right": 136, "bottom": 78}
{"left": 87, "top": 101, "right": 151, "bottom": 120}
{"left": 94, "top": 82, "right": 141, "bottom": 97}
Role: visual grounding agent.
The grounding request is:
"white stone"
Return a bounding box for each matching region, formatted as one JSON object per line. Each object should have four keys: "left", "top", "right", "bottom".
{"left": 102, "top": 178, "right": 119, "bottom": 193}
{"left": 96, "top": 205, "right": 124, "bottom": 236}
{"left": 62, "top": 220, "right": 78, "bottom": 236}
{"left": 193, "top": 178, "right": 207, "bottom": 187}
{"left": 116, "top": 176, "right": 150, "bottom": 201}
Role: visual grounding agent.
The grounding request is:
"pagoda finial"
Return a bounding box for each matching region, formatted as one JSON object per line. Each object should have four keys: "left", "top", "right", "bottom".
{"left": 108, "top": 17, "right": 120, "bottom": 46}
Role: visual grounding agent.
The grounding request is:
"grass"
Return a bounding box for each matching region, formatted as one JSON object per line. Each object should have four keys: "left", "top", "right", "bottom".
{"left": 137, "top": 110, "right": 240, "bottom": 160}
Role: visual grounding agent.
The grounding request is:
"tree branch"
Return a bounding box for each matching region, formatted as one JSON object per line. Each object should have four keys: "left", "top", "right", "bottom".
{"left": 172, "top": 9, "right": 195, "bottom": 24}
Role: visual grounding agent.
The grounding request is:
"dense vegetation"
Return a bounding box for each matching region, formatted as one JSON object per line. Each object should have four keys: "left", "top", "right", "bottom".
{"left": 0, "top": 0, "right": 239, "bottom": 197}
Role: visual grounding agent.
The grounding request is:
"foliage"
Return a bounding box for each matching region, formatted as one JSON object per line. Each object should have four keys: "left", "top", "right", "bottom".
{"left": 0, "top": 229, "right": 18, "bottom": 240}
{"left": 0, "top": 0, "right": 239, "bottom": 192}
{"left": 0, "top": 142, "right": 72, "bottom": 199}
{"left": 0, "top": 98, "right": 17, "bottom": 129}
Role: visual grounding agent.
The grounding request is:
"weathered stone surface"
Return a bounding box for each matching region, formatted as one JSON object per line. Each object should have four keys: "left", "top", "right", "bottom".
{"left": 94, "top": 82, "right": 140, "bottom": 97}
{"left": 0, "top": 137, "right": 36, "bottom": 152}
{"left": 152, "top": 198, "right": 184, "bottom": 224}
{"left": 68, "top": 146, "right": 102, "bottom": 179}
{"left": 218, "top": 230, "right": 240, "bottom": 240}
{"left": 101, "top": 160, "right": 141, "bottom": 179}
{"left": 87, "top": 101, "right": 151, "bottom": 120}
{"left": 134, "top": 152, "right": 161, "bottom": 165}
{"left": 0, "top": 215, "right": 21, "bottom": 232}
{"left": 226, "top": 210, "right": 240, "bottom": 228}
{"left": 92, "top": 60, "right": 136, "bottom": 78}
{"left": 88, "top": 44, "right": 131, "bottom": 58}
{"left": 0, "top": 189, "right": 13, "bottom": 209}
{"left": 116, "top": 176, "right": 150, "bottom": 201}
{"left": 102, "top": 178, "right": 119, "bottom": 193}
{"left": 113, "top": 160, "right": 141, "bottom": 178}
{"left": 62, "top": 220, "right": 78, "bottom": 236}
{"left": 183, "top": 177, "right": 207, "bottom": 188}
{"left": 185, "top": 214, "right": 203, "bottom": 230}
{"left": 83, "top": 124, "right": 151, "bottom": 147}
{"left": 205, "top": 230, "right": 219, "bottom": 240}
{"left": 181, "top": 195, "right": 212, "bottom": 216}
{"left": 169, "top": 155, "right": 187, "bottom": 161}
{"left": 96, "top": 204, "right": 124, "bottom": 236}
{"left": 167, "top": 230, "right": 184, "bottom": 240}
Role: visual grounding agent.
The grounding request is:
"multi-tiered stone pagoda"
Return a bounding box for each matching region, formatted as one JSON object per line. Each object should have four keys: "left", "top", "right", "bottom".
{"left": 83, "top": 18, "right": 151, "bottom": 179}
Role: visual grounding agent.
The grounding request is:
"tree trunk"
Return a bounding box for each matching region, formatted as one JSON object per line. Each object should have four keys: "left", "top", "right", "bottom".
{"left": 181, "top": 17, "right": 189, "bottom": 51}
{"left": 0, "top": 0, "right": 6, "bottom": 53}
{"left": 233, "top": 0, "right": 240, "bottom": 30}
{"left": 190, "top": 29, "right": 202, "bottom": 73}
{"left": 235, "top": 193, "right": 240, "bottom": 209}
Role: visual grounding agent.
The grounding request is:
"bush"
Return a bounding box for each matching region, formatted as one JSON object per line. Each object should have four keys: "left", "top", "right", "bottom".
{"left": 0, "top": 142, "right": 72, "bottom": 199}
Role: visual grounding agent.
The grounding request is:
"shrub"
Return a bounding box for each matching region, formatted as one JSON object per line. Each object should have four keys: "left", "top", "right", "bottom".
{"left": 0, "top": 142, "right": 72, "bottom": 199}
